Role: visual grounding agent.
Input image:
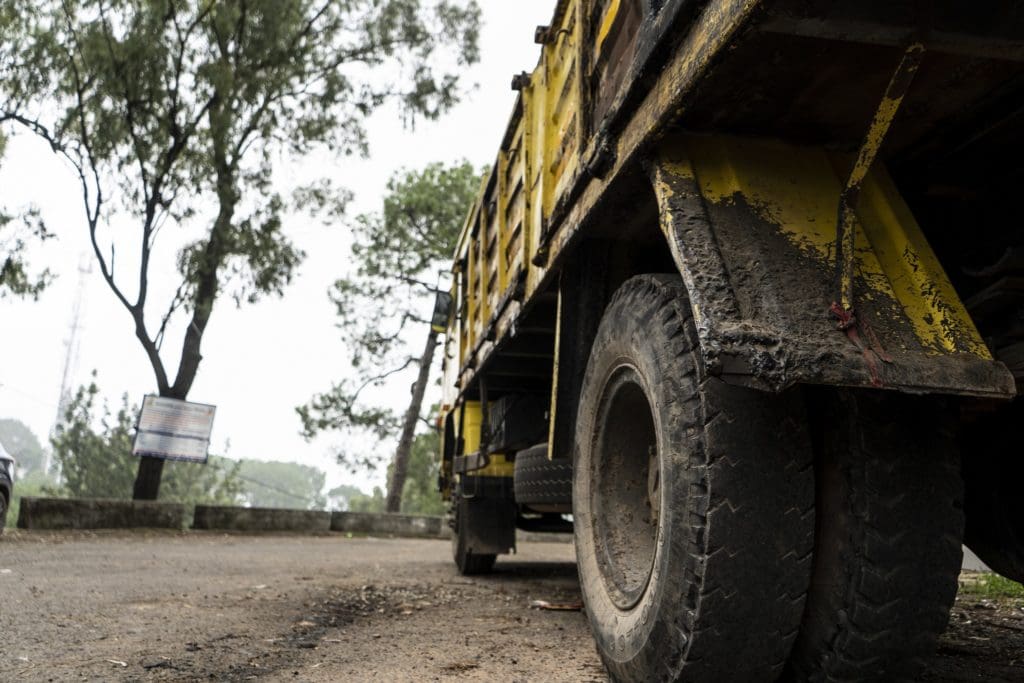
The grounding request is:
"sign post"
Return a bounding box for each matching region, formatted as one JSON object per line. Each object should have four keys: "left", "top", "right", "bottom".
{"left": 132, "top": 396, "right": 216, "bottom": 463}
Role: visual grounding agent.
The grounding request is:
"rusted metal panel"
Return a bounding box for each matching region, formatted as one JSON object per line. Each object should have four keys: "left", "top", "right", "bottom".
{"left": 590, "top": 0, "right": 644, "bottom": 125}
{"left": 649, "top": 134, "right": 1016, "bottom": 398}
{"left": 538, "top": 0, "right": 762, "bottom": 275}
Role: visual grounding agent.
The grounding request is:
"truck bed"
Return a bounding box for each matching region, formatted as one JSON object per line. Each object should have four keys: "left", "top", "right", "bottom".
{"left": 445, "top": 0, "right": 1024, "bottom": 403}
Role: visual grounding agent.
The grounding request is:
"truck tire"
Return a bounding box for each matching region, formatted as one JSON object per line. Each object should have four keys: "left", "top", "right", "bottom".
{"left": 573, "top": 274, "right": 815, "bottom": 682}
{"left": 786, "top": 389, "right": 964, "bottom": 681}
{"left": 962, "top": 401, "right": 1024, "bottom": 583}
{"left": 513, "top": 443, "right": 572, "bottom": 508}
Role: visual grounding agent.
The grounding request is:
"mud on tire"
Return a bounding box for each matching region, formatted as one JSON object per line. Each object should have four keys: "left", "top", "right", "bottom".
{"left": 573, "top": 274, "right": 815, "bottom": 682}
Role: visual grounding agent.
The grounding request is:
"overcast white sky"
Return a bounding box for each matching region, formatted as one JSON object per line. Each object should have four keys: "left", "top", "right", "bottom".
{"left": 0, "top": 2, "right": 557, "bottom": 493}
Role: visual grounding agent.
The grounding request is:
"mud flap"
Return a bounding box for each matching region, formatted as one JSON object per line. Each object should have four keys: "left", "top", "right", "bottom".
{"left": 456, "top": 476, "right": 517, "bottom": 556}
{"left": 649, "top": 134, "right": 1015, "bottom": 399}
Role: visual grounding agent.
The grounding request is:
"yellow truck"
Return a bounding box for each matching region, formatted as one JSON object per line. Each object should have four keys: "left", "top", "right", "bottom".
{"left": 437, "top": 1, "right": 1023, "bottom": 680}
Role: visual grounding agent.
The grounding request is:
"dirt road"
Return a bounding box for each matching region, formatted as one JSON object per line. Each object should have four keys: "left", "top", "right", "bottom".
{"left": 1, "top": 531, "right": 1022, "bottom": 682}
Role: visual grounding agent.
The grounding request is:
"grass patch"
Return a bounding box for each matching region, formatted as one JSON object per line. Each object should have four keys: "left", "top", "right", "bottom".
{"left": 5, "top": 495, "right": 19, "bottom": 529}
{"left": 960, "top": 573, "right": 1024, "bottom": 600}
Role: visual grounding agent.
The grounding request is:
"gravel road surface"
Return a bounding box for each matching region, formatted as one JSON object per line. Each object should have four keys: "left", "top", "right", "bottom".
{"left": 1, "top": 531, "right": 1022, "bottom": 682}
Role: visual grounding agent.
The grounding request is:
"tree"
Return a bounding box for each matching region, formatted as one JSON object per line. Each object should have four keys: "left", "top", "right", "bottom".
{"left": 236, "top": 459, "right": 326, "bottom": 510}
{"left": 0, "top": 0, "right": 481, "bottom": 499}
{"left": 51, "top": 379, "right": 242, "bottom": 504}
{"left": 326, "top": 483, "right": 364, "bottom": 511}
{"left": 0, "top": 418, "right": 46, "bottom": 474}
{"left": 398, "top": 429, "right": 445, "bottom": 515}
{"left": 347, "top": 486, "right": 386, "bottom": 513}
{"left": 339, "top": 431, "right": 443, "bottom": 514}
{"left": 0, "top": 9, "right": 52, "bottom": 298}
{"left": 299, "top": 161, "right": 479, "bottom": 511}
{"left": 0, "top": 131, "right": 53, "bottom": 299}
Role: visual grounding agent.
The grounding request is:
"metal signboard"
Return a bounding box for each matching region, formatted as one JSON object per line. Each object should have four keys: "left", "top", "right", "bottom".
{"left": 132, "top": 395, "right": 216, "bottom": 463}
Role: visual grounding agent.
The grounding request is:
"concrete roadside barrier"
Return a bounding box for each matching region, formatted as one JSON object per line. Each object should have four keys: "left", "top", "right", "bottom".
{"left": 331, "top": 511, "right": 447, "bottom": 538}
{"left": 17, "top": 497, "right": 187, "bottom": 530}
{"left": 12, "top": 498, "right": 576, "bottom": 542}
{"left": 193, "top": 505, "right": 331, "bottom": 532}
{"left": 331, "top": 511, "right": 573, "bottom": 543}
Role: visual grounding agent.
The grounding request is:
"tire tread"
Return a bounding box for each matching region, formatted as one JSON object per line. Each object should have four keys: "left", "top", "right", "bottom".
{"left": 575, "top": 275, "right": 815, "bottom": 682}
{"left": 786, "top": 391, "right": 963, "bottom": 681}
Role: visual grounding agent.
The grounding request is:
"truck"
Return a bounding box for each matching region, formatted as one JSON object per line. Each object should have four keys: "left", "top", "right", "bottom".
{"left": 437, "top": 2, "right": 1024, "bottom": 680}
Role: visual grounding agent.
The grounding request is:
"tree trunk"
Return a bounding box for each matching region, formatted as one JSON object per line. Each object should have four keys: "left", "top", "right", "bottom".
{"left": 386, "top": 328, "right": 438, "bottom": 513}
{"left": 131, "top": 165, "right": 232, "bottom": 501}
{"left": 133, "top": 388, "right": 179, "bottom": 500}
{"left": 133, "top": 456, "right": 165, "bottom": 500}
{"left": 132, "top": 384, "right": 196, "bottom": 501}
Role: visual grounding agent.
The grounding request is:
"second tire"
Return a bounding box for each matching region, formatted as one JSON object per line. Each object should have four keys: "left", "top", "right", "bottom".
{"left": 513, "top": 443, "right": 572, "bottom": 510}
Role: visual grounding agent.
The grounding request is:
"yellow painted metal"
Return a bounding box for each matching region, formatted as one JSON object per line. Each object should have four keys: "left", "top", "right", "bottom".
{"left": 650, "top": 153, "right": 724, "bottom": 340}
{"left": 473, "top": 454, "right": 515, "bottom": 478}
{"left": 545, "top": 286, "right": 564, "bottom": 460}
{"left": 466, "top": 210, "right": 479, "bottom": 353}
{"left": 459, "top": 400, "right": 483, "bottom": 454}
{"left": 595, "top": 0, "right": 621, "bottom": 54}
{"left": 541, "top": 6, "right": 582, "bottom": 220}
{"left": 455, "top": 401, "right": 515, "bottom": 478}
{"left": 855, "top": 168, "right": 989, "bottom": 357}
{"left": 450, "top": 0, "right": 579, "bottom": 375}
{"left": 835, "top": 43, "right": 925, "bottom": 315}
{"left": 682, "top": 135, "right": 990, "bottom": 358}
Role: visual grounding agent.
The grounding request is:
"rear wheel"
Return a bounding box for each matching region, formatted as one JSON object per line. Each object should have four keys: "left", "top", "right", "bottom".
{"left": 962, "top": 399, "right": 1024, "bottom": 583}
{"left": 0, "top": 493, "right": 7, "bottom": 533}
{"left": 574, "top": 274, "right": 815, "bottom": 682}
{"left": 786, "top": 389, "right": 964, "bottom": 681}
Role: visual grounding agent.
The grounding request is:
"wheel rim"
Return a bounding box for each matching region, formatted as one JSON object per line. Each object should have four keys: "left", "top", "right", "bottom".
{"left": 590, "top": 364, "right": 660, "bottom": 610}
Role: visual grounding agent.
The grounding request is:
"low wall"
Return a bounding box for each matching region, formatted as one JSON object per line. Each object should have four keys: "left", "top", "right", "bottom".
{"left": 13, "top": 499, "right": 574, "bottom": 542}
{"left": 192, "top": 505, "right": 331, "bottom": 532}
{"left": 17, "top": 497, "right": 187, "bottom": 530}
{"left": 331, "top": 511, "right": 446, "bottom": 538}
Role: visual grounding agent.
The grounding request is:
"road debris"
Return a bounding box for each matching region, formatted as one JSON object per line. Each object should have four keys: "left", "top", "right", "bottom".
{"left": 143, "top": 658, "right": 173, "bottom": 670}
{"left": 529, "top": 599, "right": 583, "bottom": 611}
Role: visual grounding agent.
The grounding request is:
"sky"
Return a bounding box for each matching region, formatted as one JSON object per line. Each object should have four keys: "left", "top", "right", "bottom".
{"left": 0, "top": 2, "right": 558, "bottom": 493}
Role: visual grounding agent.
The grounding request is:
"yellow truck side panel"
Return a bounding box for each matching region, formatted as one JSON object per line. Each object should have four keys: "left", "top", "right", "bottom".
{"left": 444, "top": 0, "right": 1017, "bottom": 429}
{"left": 453, "top": 1, "right": 581, "bottom": 377}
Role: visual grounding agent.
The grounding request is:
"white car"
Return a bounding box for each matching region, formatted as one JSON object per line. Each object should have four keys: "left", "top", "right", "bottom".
{"left": 0, "top": 442, "right": 14, "bottom": 532}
